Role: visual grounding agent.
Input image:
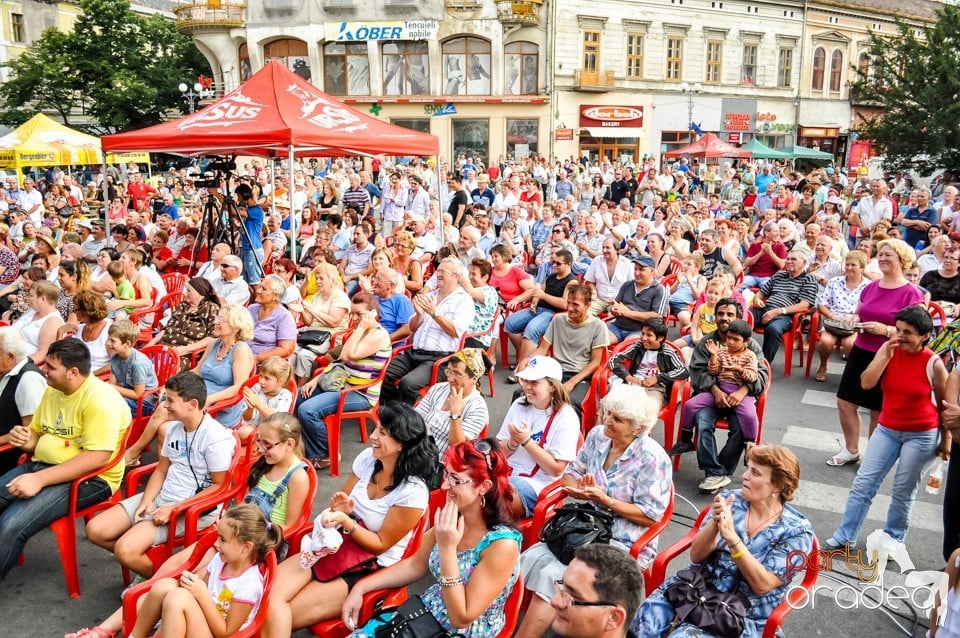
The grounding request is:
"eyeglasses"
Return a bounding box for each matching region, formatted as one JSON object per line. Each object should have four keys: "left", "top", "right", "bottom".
{"left": 553, "top": 581, "right": 617, "bottom": 608}
{"left": 552, "top": 260, "right": 565, "bottom": 267}
{"left": 256, "top": 438, "right": 283, "bottom": 452}
{"left": 444, "top": 367, "right": 468, "bottom": 379}
{"left": 442, "top": 471, "right": 475, "bottom": 486}
{"left": 552, "top": 229, "right": 564, "bottom": 234}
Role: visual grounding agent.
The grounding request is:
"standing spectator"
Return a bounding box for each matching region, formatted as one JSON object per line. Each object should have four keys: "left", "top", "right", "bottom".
{"left": 234, "top": 183, "right": 265, "bottom": 287}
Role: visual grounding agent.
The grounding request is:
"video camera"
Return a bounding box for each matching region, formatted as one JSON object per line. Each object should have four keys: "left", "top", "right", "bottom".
{"left": 194, "top": 157, "right": 237, "bottom": 189}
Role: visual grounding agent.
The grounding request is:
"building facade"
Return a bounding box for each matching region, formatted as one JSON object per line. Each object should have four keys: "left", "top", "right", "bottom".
{"left": 181, "top": 0, "right": 550, "bottom": 164}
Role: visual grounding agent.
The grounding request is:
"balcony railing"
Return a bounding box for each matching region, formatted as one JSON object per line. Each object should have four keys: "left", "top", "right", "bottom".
{"left": 497, "top": 0, "right": 542, "bottom": 24}
{"left": 175, "top": 1, "right": 246, "bottom": 33}
{"left": 574, "top": 69, "right": 615, "bottom": 90}
{"left": 446, "top": 0, "right": 482, "bottom": 8}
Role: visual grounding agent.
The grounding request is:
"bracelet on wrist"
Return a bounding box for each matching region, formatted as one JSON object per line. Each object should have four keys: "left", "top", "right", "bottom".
{"left": 343, "top": 518, "right": 358, "bottom": 535}
{"left": 521, "top": 437, "right": 532, "bottom": 447}
{"left": 438, "top": 575, "right": 464, "bottom": 587}
{"left": 506, "top": 441, "right": 518, "bottom": 452}
{"left": 730, "top": 548, "right": 745, "bottom": 559}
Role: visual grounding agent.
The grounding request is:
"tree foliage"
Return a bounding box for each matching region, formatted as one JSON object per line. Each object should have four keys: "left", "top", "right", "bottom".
{"left": 0, "top": 0, "right": 210, "bottom": 133}
{"left": 852, "top": 5, "right": 960, "bottom": 173}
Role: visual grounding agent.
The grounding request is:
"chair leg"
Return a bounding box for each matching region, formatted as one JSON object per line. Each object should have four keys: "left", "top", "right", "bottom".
{"left": 499, "top": 326, "right": 509, "bottom": 368}
{"left": 783, "top": 332, "right": 794, "bottom": 377}
{"left": 327, "top": 415, "right": 341, "bottom": 478}
{"left": 804, "top": 333, "right": 820, "bottom": 378}
{"left": 487, "top": 369, "right": 496, "bottom": 398}
{"left": 358, "top": 415, "right": 369, "bottom": 443}
{"left": 50, "top": 518, "right": 82, "bottom": 598}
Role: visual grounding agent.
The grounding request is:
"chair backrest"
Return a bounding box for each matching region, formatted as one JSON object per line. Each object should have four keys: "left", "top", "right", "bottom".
{"left": 162, "top": 272, "right": 188, "bottom": 295}
{"left": 236, "top": 550, "right": 279, "bottom": 638}
{"left": 139, "top": 345, "right": 179, "bottom": 387}
{"left": 496, "top": 574, "right": 525, "bottom": 638}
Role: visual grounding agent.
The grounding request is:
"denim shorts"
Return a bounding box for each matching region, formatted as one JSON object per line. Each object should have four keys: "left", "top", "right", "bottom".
{"left": 509, "top": 476, "right": 539, "bottom": 517}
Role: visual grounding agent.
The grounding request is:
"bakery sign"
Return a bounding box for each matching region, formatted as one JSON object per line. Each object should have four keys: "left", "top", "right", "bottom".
{"left": 579, "top": 105, "right": 643, "bottom": 128}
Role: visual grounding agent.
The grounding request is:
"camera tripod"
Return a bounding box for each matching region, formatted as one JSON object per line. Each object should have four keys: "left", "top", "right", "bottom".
{"left": 191, "top": 179, "right": 264, "bottom": 281}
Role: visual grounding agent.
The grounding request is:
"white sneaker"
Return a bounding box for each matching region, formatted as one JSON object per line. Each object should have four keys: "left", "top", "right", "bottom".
{"left": 698, "top": 475, "right": 732, "bottom": 493}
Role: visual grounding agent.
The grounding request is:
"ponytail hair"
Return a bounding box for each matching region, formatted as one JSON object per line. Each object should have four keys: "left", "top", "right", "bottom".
{"left": 218, "top": 503, "right": 284, "bottom": 563}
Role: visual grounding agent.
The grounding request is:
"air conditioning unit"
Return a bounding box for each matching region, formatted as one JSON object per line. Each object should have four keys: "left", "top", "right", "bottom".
{"left": 264, "top": 0, "right": 298, "bottom": 10}
{"left": 324, "top": 0, "right": 356, "bottom": 8}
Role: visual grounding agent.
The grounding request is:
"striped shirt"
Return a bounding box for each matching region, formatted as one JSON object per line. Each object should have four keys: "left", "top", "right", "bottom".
{"left": 759, "top": 270, "right": 819, "bottom": 311}
{"left": 344, "top": 339, "right": 392, "bottom": 404}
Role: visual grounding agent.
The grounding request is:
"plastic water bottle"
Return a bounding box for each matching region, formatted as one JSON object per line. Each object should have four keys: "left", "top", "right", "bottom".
{"left": 926, "top": 458, "right": 947, "bottom": 495}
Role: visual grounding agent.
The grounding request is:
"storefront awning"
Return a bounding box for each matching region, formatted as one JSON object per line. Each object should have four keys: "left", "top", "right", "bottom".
{"left": 579, "top": 127, "right": 645, "bottom": 139}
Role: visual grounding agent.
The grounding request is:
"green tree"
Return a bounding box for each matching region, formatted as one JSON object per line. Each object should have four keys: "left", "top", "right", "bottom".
{"left": 0, "top": 0, "right": 210, "bottom": 132}
{"left": 852, "top": 5, "right": 960, "bottom": 172}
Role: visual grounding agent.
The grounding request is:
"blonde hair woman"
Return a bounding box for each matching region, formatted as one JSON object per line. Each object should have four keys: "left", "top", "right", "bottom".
{"left": 289, "top": 262, "right": 351, "bottom": 382}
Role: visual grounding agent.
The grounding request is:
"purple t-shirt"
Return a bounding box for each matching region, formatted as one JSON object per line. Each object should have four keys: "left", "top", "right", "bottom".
{"left": 247, "top": 304, "right": 298, "bottom": 355}
{"left": 855, "top": 281, "right": 925, "bottom": 352}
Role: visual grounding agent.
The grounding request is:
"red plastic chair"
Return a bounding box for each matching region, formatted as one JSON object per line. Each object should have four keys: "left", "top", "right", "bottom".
{"left": 422, "top": 307, "right": 499, "bottom": 398}
{"left": 929, "top": 301, "right": 948, "bottom": 337}
{"left": 630, "top": 485, "right": 675, "bottom": 583}
{"left": 0, "top": 425, "right": 132, "bottom": 598}
{"left": 120, "top": 433, "right": 244, "bottom": 582}
{"left": 306, "top": 514, "right": 429, "bottom": 637}
{"left": 753, "top": 310, "right": 807, "bottom": 377}
{"left": 495, "top": 573, "right": 525, "bottom": 638}
{"left": 803, "top": 311, "right": 846, "bottom": 378}
{"left": 161, "top": 272, "right": 188, "bottom": 297}
{"left": 134, "top": 345, "right": 179, "bottom": 418}
{"left": 122, "top": 531, "right": 278, "bottom": 638}
{"left": 326, "top": 355, "right": 393, "bottom": 477}
{"left": 392, "top": 333, "right": 468, "bottom": 401}
{"left": 129, "top": 290, "right": 177, "bottom": 346}
{"left": 644, "top": 504, "right": 820, "bottom": 638}
{"left": 672, "top": 360, "right": 773, "bottom": 472}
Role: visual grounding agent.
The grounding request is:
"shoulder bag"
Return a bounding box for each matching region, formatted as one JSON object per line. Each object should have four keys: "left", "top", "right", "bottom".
{"left": 373, "top": 596, "right": 461, "bottom": 638}
{"left": 539, "top": 504, "right": 614, "bottom": 565}
{"left": 663, "top": 553, "right": 751, "bottom": 638}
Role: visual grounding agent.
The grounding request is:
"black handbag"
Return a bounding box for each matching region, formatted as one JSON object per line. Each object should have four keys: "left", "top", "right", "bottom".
{"left": 539, "top": 504, "right": 614, "bottom": 565}
{"left": 297, "top": 329, "right": 332, "bottom": 348}
{"left": 663, "top": 562, "right": 751, "bottom": 638}
{"left": 373, "top": 596, "right": 460, "bottom": 638}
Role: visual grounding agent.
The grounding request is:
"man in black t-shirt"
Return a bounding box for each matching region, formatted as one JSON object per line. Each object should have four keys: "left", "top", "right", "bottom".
{"left": 447, "top": 173, "right": 470, "bottom": 227}
{"left": 622, "top": 167, "right": 639, "bottom": 206}
{"left": 504, "top": 249, "right": 576, "bottom": 379}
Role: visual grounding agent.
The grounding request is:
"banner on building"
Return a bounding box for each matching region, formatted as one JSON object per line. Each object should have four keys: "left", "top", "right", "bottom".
{"left": 720, "top": 98, "right": 757, "bottom": 134}
{"left": 325, "top": 20, "right": 440, "bottom": 42}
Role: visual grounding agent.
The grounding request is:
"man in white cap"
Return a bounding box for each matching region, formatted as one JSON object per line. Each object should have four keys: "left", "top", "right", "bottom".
{"left": 408, "top": 212, "right": 438, "bottom": 263}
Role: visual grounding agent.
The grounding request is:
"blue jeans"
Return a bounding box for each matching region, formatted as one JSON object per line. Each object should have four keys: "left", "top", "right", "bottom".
{"left": 124, "top": 396, "right": 155, "bottom": 416}
{"left": 739, "top": 274, "right": 771, "bottom": 290}
{"left": 296, "top": 388, "right": 373, "bottom": 459}
{"left": 609, "top": 322, "right": 641, "bottom": 343}
{"left": 832, "top": 425, "right": 939, "bottom": 545}
{"left": 751, "top": 308, "right": 793, "bottom": 363}
{"left": 695, "top": 405, "right": 745, "bottom": 478}
{"left": 0, "top": 462, "right": 112, "bottom": 581}
{"left": 241, "top": 247, "right": 265, "bottom": 285}
{"left": 509, "top": 476, "right": 539, "bottom": 517}
{"left": 504, "top": 307, "right": 555, "bottom": 343}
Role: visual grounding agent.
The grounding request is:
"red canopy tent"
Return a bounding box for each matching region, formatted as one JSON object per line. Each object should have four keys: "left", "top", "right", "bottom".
{"left": 665, "top": 132, "right": 750, "bottom": 159}
{"left": 101, "top": 60, "right": 439, "bottom": 157}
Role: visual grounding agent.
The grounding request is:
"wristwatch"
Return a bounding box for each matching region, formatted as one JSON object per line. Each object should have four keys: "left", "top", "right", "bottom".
{"left": 450, "top": 413, "right": 462, "bottom": 420}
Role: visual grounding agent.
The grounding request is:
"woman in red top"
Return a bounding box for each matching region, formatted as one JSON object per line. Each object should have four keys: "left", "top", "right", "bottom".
{"left": 489, "top": 244, "right": 533, "bottom": 302}
{"left": 826, "top": 305, "right": 949, "bottom": 550}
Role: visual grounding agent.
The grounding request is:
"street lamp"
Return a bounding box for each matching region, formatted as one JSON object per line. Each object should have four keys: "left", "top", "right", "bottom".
{"left": 679, "top": 81, "right": 703, "bottom": 142}
{"left": 179, "top": 82, "right": 203, "bottom": 114}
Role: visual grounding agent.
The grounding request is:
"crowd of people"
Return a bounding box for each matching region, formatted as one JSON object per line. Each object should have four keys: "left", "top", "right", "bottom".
{"left": 0, "top": 153, "right": 958, "bottom": 638}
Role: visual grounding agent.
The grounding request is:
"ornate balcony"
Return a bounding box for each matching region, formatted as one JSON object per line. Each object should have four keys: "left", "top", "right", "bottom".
{"left": 497, "top": 0, "right": 542, "bottom": 25}
{"left": 175, "top": 1, "right": 246, "bottom": 34}
{"left": 574, "top": 69, "right": 615, "bottom": 91}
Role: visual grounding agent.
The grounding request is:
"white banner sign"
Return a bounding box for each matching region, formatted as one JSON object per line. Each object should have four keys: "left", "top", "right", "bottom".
{"left": 324, "top": 20, "right": 439, "bottom": 42}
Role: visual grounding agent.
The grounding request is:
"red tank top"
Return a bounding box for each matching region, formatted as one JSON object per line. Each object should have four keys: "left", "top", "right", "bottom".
{"left": 879, "top": 347, "right": 939, "bottom": 431}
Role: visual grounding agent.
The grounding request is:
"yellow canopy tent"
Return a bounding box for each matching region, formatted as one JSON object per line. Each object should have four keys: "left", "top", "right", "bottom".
{"left": 0, "top": 114, "right": 149, "bottom": 182}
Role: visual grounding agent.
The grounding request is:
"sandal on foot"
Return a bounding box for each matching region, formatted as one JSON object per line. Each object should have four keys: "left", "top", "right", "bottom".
{"left": 826, "top": 448, "right": 861, "bottom": 466}
{"left": 66, "top": 627, "right": 116, "bottom": 638}
{"left": 815, "top": 371, "right": 827, "bottom": 382}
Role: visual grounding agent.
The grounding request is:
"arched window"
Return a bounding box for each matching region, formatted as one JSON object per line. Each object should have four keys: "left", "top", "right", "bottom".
{"left": 239, "top": 43, "right": 251, "bottom": 81}
{"left": 442, "top": 36, "right": 491, "bottom": 95}
{"left": 830, "top": 49, "right": 843, "bottom": 91}
{"left": 382, "top": 41, "right": 429, "bottom": 96}
{"left": 264, "top": 38, "right": 311, "bottom": 82}
{"left": 505, "top": 41, "right": 539, "bottom": 95}
{"left": 323, "top": 42, "right": 369, "bottom": 96}
{"left": 811, "top": 47, "right": 825, "bottom": 91}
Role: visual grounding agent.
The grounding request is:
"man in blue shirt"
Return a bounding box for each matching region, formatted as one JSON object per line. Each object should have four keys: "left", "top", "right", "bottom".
{"left": 372, "top": 267, "right": 414, "bottom": 340}
{"left": 234, "top": 183, "right": 264, "bottom": 285}
{"left": 897, "top": 187, "right": 937, "bottom": 249}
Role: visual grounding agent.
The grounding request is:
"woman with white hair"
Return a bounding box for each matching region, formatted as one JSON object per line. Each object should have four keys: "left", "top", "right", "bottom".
{"left": 512, "top": 383, "right": 673, "bottom": 638}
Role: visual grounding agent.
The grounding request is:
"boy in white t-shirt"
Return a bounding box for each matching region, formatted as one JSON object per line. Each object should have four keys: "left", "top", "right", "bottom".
{"left": 84, "top": 371, "right": 236, "bottom": 579}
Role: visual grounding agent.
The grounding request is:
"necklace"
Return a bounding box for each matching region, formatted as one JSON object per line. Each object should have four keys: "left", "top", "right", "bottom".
{"left": 215, "top": 341, "right": 233, "bottom": 363}
{"left": 746, "top": 504, "right": 783, "bottom": 538}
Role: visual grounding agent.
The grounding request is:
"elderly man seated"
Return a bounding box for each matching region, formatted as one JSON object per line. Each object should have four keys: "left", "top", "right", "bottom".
{"left": 607, "top": 255, "right": 669, "bottom": 345}
{"left": 381, "top": 258, "right": 475, "bottom": 403}
{"left": 750, "top": 250, "right": 818, "bottom": 363}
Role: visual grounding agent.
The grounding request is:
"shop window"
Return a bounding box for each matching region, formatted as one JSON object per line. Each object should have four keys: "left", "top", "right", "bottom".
{"left": 830, "top": 49, "right": 843, "bottom": 92}
{"left": 666, "top": 36, "right": 684, "bottom": 81}
{"left": 507, "top": 119, "right": 538, "bottom": 157}
{"left": 582, "top": 31, "right": 600, "bottom": 72}
{"left": 391, "top": 119, "right": 431, "bottom": 134}
{"left": 452, "top": 120, "right": 489, "bottom": 165}
{"left": 811, "top": 46, "right": 825, "bottom": 91}
{"left": 239, "top": 43, "right": 251, "bottom": 81}
{"left": 777, "top": 48, "right": 793, "bottom": 88}
{"left": 705, "top": 40, "right": 722, "bottom": 84}
{"left": 626, "top": 34, "right": 644, "bottom": 79}
{"left": 382, "top": 41, "right": 429, "bottom": 96}
{"left": 505, "top": 41, "right": 539, "bottom": 95}
{"left": 741, "top": 44, "right": 757, "bottom": 86}
{"left": 264, "top": 38, "right": 311, "bottom": 82}
{"left": 323, "top": 42, "right": 369, "bottom": 96}
{"left": 442, "top": 37, "right": 491, "bottom": 95}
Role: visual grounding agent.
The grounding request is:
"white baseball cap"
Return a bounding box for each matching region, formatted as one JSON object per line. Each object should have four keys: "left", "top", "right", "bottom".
{"left": 515, "top": 356, "right": 563, "bottom": 382}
